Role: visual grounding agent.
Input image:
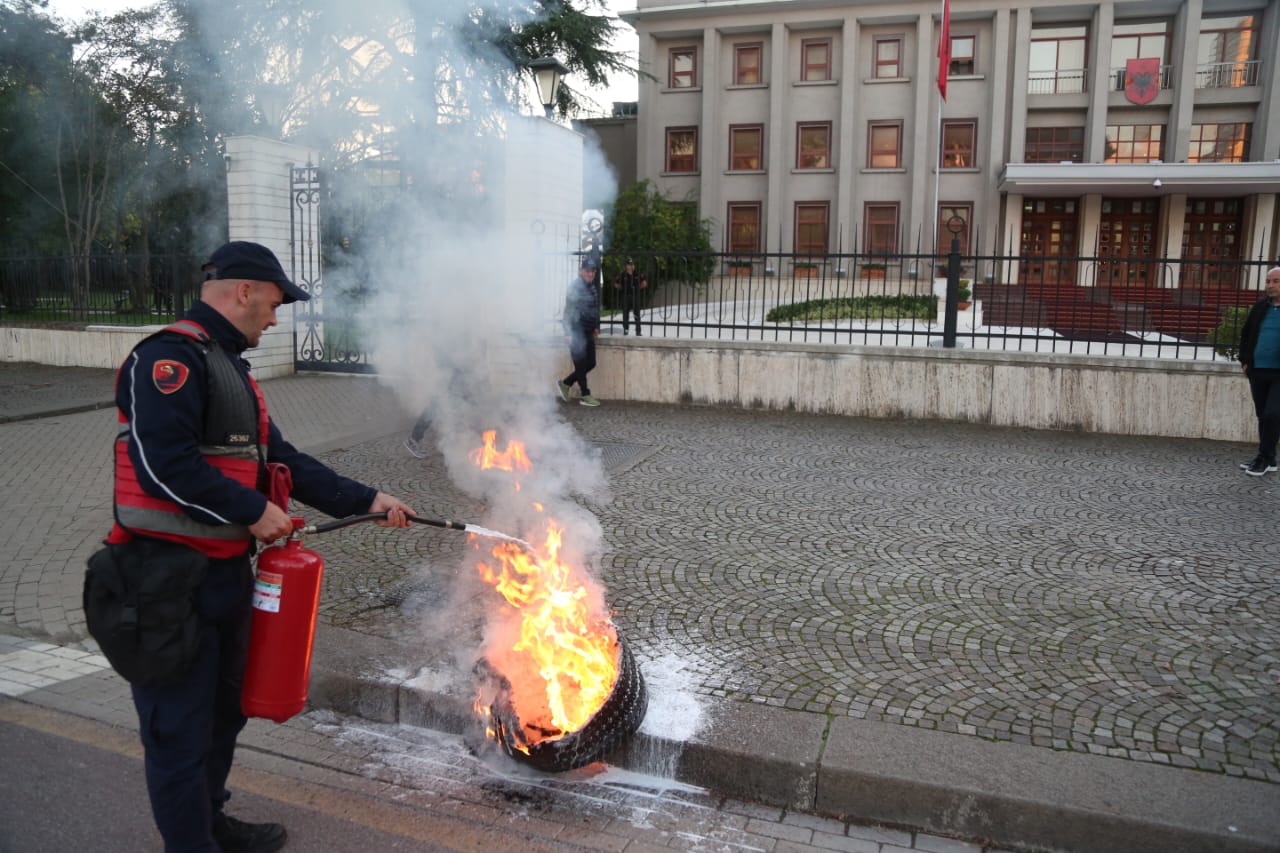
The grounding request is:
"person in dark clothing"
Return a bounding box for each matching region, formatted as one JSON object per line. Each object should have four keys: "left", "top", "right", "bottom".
{"left": 107, "top": 241, "right": 414, "bottom": 852}
{"left": 612, "top": 257, "right": 648, "bottom": 336}
{"left": 557, "top": 257, "right": 602, "bottom": 407}
{"left": 1237, "top": 266, "right": 1280, "bottom": 476}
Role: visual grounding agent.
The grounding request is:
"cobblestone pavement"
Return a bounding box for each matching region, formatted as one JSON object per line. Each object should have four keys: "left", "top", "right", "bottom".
{"left": 1, "top": 364, "right": 1277, "bottom": 794}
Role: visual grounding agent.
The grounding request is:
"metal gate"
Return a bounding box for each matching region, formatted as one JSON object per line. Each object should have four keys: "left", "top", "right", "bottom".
{"left": 291, "top": 164, "right": 374, "bottom": 373}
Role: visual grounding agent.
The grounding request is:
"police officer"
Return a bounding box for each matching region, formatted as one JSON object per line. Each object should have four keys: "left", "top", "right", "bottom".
{"left": 108, "top": 241, "right": 414, "bottom": 852}
{"left": 612, "top": 257, "right": 648, "bottom": 336}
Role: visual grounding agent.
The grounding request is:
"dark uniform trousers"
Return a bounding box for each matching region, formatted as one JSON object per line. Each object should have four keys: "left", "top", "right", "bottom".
{"left": 131, "top": 553, "right": 254, "bottom": 853}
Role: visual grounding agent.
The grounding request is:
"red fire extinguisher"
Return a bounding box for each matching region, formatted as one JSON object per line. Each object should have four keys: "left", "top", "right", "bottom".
{"left": 242, "top": 518, "right": 324, "bottom": 723}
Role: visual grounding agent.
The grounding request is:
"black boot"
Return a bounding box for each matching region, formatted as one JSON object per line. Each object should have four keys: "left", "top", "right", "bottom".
{"left": 212, "top": 812, "right": 288, "bottom": 853}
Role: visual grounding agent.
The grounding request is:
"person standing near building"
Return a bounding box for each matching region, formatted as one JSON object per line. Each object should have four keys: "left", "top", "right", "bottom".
{"left": 106, "top": 241, "right": 415, "bottom": 852}
{"left": 1238, "top": 266, "right": 1280, "bottom": 476}
{"left": 612, "top": 257, "right": 648, "bottom": 336}
{"left": 557, "top": 256, "right": 602, "bottom": 407}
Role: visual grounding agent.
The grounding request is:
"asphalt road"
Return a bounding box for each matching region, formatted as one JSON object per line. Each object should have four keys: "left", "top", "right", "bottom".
{"left": 0, "top": 701, "right": 578, "bottom": 853}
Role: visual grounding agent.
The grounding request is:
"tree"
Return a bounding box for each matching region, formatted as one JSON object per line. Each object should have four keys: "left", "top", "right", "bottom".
{"left": 0, "top": 0, "right": 78, "bottom": 255}
{"left": 604, "top": 179, "right": 715, "bottom": 289}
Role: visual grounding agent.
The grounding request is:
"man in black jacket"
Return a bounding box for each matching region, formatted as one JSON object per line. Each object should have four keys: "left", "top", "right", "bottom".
{"left": 612, "top": 257, "right": 648, "bottom": 336}
{"left": 557, "top": 257, "right": 603, "bottom": 407}
{"left": 1237, "top": 266, "right": 1280, "bottom": 476}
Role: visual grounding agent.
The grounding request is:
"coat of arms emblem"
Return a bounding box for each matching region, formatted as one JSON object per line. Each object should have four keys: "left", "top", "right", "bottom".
{"left": 1124, "top": 58, "right": 1161, "bottom": 105}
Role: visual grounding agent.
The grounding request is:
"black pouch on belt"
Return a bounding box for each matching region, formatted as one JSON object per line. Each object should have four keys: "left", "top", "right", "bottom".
{"left": 82, "top": 538, "right": 209, "bottom": 686}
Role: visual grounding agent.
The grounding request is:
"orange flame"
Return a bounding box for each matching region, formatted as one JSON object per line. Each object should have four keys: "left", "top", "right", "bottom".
{"left": 468, "top": 430, "right": 531, "bottom": 473}
{"left": 478, "top": 523, "right": 618, "bottom": 739}
{"left": 468, "top": 431, "right": 618, "bottom": 745}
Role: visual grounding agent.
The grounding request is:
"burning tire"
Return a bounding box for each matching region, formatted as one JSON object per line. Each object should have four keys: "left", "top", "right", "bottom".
{"left": 477, "top": 634, "right": 647, "bottom": 773}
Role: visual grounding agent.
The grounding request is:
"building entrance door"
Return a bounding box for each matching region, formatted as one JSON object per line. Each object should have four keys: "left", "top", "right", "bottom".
{"left": 1019, "top": 198, "right": 1078, "bottom": 284}
{"left": 1097, "top": 198, "right": 1158, "bottom": 288}
{"left": 1180, "top": 198, "right": 1243, "bottom": 289}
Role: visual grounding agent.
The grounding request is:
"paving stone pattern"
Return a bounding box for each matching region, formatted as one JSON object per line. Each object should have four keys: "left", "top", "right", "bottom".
{"left": 1, "top": 363, "right": 1276, "bottom": 790}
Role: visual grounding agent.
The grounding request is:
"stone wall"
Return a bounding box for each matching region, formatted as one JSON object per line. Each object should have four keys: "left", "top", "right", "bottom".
{"left": 543, "top": 337, "right": 1254, "bottom": 444}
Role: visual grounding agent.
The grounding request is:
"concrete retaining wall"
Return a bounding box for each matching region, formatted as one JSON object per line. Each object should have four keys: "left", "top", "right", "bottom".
{"left": 551, "top": 337, "right": 1254, "bottom": 444}
{"left": 1, "top": 315, "right": 307, "bottom": 380}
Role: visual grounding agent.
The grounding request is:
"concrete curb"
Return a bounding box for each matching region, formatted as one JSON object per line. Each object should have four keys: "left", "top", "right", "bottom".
{"left": 306, "top": 627, "right": 1280, "bottom": 853}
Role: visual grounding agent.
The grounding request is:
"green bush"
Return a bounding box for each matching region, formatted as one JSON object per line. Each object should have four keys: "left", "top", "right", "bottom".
{"left": 767, "top": 295, "right": 937, "bottom": 323}
{"left": 1206, "top": 307, "right": 1248, "bottom": 360}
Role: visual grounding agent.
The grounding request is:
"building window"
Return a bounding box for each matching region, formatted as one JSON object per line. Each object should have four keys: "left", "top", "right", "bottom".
{"left": 795, "top": 203, "right": 830, "bottom": 256}
{"left": 1189, "top": 123, "right": 1250, "bottom": 163}
{"left": 670, "top": 47, "right": 697, "bottom": 88}
{"left": 1110, "top": 22, "right": 1169, "bottom": 90}
{"left": 734, "top": 43, "right": 763, "bottom": 85}
{"left": 936, "top": 204, "right": 972, "bottom": 255}
{"left": 868, "top": 122, "right": 902, "bottom": 169}
{"left": 801, "top": 38, "right": 832, "bottom": 82}
{"left": 873, "top": 37, "right": 902, "bottom": 79}
{"left": 949, "top": 35, "right": 976, "bottom": 75}
{"left": 1197, "top": 15, "right": 1259, "bottom": 88}
{"left": 1029, "top": 25, "right": 1088, "bottom": 94}
{"left": 1025, "top": 127, "right": 1085, "bottom": 163}
{"left": 665, "top": 127, "right": 698, "bottom": 173}
{"left": 864, "top": 204, "right": 899, "bottom": 255}
{"left": 941, "top": 121, "right": 976, "bottom": 168}
{"left": 796, "top": 122, "right": 831, "bottom": 169}
{"left": 728, "top": 203, "right": 762, "bottom": 254}
{"left": 729, "top": 124, "right": 764, "bottom": 171}
{"left": 1105, "top": 124, "right": 1163, "bottom": 163}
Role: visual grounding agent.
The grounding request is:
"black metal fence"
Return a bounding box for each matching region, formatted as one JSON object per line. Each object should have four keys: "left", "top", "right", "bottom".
{"left": 589, "top": 249, "right": 1269, "bottom": 362}
{"left": 0, "top": 254, "right": 201, "bottom": 325}
{"left": 1, "top": 251, "right": 1268, "bottom": 365}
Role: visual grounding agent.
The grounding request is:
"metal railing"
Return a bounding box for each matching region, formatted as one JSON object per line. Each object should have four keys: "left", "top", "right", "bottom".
{"left": 585, "top": 250, "right": 1269, "bottom": 362}
{"left": 1111, "top": 64, "right": 1174, "bottom": 92}
{"left": 0, "top": 254, "right": 200, "bottom": 325}
{"left": 1, "top": 251, "right": 1268, "bottom": 365}
{"left": 1028, "top": 69, "right": 1088, "bottom": 95}
{"left": 1195, "top": 60, "right": 1260, "bottom": 89}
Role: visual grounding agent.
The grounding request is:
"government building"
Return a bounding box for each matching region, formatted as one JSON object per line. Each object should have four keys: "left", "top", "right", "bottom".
{"left": 619, "top": 0, "right": 1280, "bottom": 287}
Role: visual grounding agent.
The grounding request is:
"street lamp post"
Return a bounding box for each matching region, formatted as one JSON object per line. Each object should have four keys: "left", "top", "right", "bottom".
{"left": 528, "top": 56, "right": 569, "bottom": 119}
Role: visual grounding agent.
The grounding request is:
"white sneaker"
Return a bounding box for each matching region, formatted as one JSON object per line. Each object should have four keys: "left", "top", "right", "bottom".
{"left": 404, "top": 438, "right": 427, "bottom": 459}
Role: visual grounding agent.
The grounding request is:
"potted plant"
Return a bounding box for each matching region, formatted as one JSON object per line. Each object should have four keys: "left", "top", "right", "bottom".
{"left": 794, "top": 261, "right": 819, "bottom": 278}
{"left": 726, "top": 258, "right": 753, "bottom": 275}
{"left": 957, "top": 278, "right": 972, "bottom": 309}
{"left": 861, "top": 262, "right": 887, "bottom": 279}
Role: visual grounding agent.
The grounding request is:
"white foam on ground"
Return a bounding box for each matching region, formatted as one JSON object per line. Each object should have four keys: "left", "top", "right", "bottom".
{"left": 638, "top": 653, "right": 707, "bottom": 742}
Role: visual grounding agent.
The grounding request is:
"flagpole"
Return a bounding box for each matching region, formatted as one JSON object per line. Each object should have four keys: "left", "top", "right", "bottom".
{"left": 933, "top": 96, "right": 942, "bottom": 261}
{"left": 933, "top": 0, "right": 949, "bottom": 261}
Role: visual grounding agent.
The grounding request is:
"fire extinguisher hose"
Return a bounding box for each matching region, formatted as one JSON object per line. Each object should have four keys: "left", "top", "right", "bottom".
{"left": 300, "top": 511, "right": 467, "bottom": 535}
{"left": 298, "top": 512, "right": 531, "bottom": 549}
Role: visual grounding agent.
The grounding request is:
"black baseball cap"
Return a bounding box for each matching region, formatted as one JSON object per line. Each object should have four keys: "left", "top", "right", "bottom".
{"left": 580, "top": 256, "right": 599, "bottom": 271}
{"left": 204, "top": 241, "right": 310, "bottom": 303}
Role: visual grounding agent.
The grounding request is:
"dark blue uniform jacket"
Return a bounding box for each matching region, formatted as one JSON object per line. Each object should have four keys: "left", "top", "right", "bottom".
{"left": 117, "top": 300, "right": 377, "bottom": 532}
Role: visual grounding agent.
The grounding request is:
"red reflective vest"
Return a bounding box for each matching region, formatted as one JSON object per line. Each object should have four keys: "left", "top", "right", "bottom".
{"left": 109, "top": 320, "right": 270, "bottom": 558}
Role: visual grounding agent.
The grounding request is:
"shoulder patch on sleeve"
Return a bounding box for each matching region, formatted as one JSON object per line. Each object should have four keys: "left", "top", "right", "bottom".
{"left": 152, "top": 359, "right": 190, "bottom": 394}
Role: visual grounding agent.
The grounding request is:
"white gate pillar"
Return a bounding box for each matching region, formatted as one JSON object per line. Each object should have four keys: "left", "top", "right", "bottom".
{"left": 224, "top": 135, "right": 320, "bottom": 379}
